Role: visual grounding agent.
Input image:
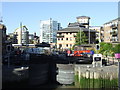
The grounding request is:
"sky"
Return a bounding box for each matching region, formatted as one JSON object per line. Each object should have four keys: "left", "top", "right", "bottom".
{"left": 1, "top": 2, "right": 118, "bottom": 36}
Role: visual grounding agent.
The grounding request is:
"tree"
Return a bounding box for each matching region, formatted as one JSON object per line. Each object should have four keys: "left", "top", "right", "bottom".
{"left": 99, "top": 42, "right": 113, "bottom": 56}
{"left": 75, "top": 31, "right": 88, "bottom": 45}
{"left": 113, "top": 44, "right": 120, "bottom": 53}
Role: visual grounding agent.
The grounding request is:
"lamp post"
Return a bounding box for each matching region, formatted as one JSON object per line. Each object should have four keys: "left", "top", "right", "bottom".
{"left": 117, "top": 58, "right": 120, "bottom": 90}
{"left": 89, "top": 28, "right": 90, "bottom": 44}
{"left": 80, "top": 28, "right": 81, "bottom": 44}
{"left": 118, "top": 59, "right": 120, "bottom": 90}
{"left": 115, "top": 53, "right": 120, "bottom": 89}
{"left": 78, "top": 24, "right": 81, "bottom": 45}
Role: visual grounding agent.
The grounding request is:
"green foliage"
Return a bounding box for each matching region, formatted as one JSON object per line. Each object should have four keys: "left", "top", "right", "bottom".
{"left": 113, "top": 44, "right": 120, "bottom": 53}
{"left": 71, "top": 44, "right": 76, "bottom": 50}
{"left": 99, "top": 43, "right": 120, "bottom": 56}
{"left": 75, "top": 74, "right": 118, "bottom": 88}
{"left": 75, "top": 31, "right": 88, "bottom": 45}
{"left": 99, "top": 42, "right": 113, "bottom": 56}
{"left": 96, "top": 39, "right": 99, "bottom": 44}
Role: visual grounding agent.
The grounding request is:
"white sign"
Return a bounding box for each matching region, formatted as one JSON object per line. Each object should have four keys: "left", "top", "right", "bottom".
{"left": 93, "top": 54, "right": 102, "bottom": 58}
{"left": 92, "top": 54, "right": 102, "bottom": 67}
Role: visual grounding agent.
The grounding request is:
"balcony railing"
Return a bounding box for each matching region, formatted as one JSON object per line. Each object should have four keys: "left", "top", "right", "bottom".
{"left": 57, "top": 35, "right": 64, "bottom": 38}
{"left": 74, "top": 35, "right": 77, "bottom": 37}
{"left": 110, "top": 24, "right": 118, "bottom": 29}
{"left": 110, "top": 31, "right": 118, "bottom": 36}
{"left": 110, "top": 39, "right": 118, "bottom": 42}
{"left": 110, "top": 37, "right": 118, "bottom": 42}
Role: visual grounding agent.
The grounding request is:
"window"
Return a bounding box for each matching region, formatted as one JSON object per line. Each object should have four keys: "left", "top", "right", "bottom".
{"left": 58, "top": 38, "right": 60, "bottom": 40}
{"left": 66, "top": 44, "right": 68, "bottom": 47}
{"left": 59, "top": 44, "right": 62, "bottom": 48}
{"left": 66, "top": 38, "right": 68, "bottom": 40}
{"left": 61, "top": 38, "right": 63, "bottom": 40}
{"left": 70, "top": 38, "right": 72, "bottom": 41}
{"left": 59, "top": 33, "right": 62, "bottom": 35}
{"left": 70, "top": 44, "right": 72, "bottom": 47}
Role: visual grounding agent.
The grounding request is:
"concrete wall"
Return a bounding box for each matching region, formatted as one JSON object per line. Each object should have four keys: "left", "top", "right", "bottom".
{"left": 0, "top": 25, "right": 2, "bottom": 90}
{"left": 75, "top": 65, "right": 118, "bottom": 82}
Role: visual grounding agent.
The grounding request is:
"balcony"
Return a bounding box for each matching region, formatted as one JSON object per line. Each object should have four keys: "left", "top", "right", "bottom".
{"left": 74, "top": 35, "right": 77, "bottom": 37}
{"left": 57, "top": 35, "right": 64, "bottom": 38}
{"left": 110, "top": 24, "right": 118, "bottom": 29}
{"left": 110, "top": 36, "right": 118, "bottom": 42}
{"left": 110, "top": 31, "right": 118, "bottom": 36}
{"left": 110, "top": 39, "right": 118, "bottom": 42}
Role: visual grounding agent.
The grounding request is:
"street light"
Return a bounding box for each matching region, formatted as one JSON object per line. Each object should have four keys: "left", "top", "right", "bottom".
{"left": 80, "top": 27, "right": 81, "bottom": 45}
{"left": 118, "top": 59, "right": 120, "bottom": 90}
{"left": 89, "top": 28, "right": 90, "bottom": 44}
{"left": 115, "top": 53, "right": 120, "bottom": 89}
{"left": 78, "top": 24, "right": 81, "bottom": 45}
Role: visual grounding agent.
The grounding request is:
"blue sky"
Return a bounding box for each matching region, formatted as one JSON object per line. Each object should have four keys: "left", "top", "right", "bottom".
{"left": 2, "top": 2, "right": 118, "bottom": 36}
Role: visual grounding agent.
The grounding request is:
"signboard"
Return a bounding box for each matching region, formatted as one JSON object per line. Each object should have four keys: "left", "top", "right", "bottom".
{"left": 94, "top": 57, "right": 101, "bottom": 61}
{"left": 96, "top": 44, "right": 100, "bottom": 50}
{"left": 93, "top": 54, "right": 102, "bottom": 58}
{"left": 92, "top": 54, "right": 102, "bottom": 67}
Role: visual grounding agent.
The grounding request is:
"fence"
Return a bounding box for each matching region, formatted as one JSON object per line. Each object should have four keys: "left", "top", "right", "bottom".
{"left": 103, "top": 56, "right": 118, "bottom": 66}
{"left": 74, "top": 65, "right": 118, "bottom": 89}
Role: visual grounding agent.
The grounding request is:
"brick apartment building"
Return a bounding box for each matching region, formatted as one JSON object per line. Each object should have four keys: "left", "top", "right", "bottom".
{"left": 103, "top": 18, "right": 120, "bottom": 43}
{"left": 57, "top": 16, "right": 96, "bottom": 50}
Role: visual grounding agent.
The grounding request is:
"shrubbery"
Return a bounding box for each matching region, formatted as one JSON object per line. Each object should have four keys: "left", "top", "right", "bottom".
{"left": 99, "top": 43, "right": 120, "bottom": 57}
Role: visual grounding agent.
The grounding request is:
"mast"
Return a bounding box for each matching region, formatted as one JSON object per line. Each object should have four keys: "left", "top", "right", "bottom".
{"left": 20, "top": 22, "right": 22, "bottom": 44}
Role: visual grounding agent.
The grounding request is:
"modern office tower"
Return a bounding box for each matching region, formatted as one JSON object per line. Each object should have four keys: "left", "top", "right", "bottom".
{"left": 14, "top": 25, "right": 29, "bottom": 44}
{"left": 103, "top": 18, "right": 120, "bottom": 43}
{"left": 40, "top": 18, "right": 61, "bottom": 44}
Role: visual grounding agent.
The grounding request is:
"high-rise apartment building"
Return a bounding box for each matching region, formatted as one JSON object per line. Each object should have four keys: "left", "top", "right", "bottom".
{"left": 40, "top": 18, "right": 62, "bottom": 44}
{"left": 103, "top": 18, "right": 120, "bottom": 43}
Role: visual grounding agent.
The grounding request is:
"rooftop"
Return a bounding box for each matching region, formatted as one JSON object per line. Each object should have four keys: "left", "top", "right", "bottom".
{"left": 68, "top": 22, "right": 85, "bottom": 27}
{"left": 57, "top": 27, "right": 96, "bottom": 33}
{"left": 0, "top": 24, "right": 6, "bottom": 30}
{"left": 76, "top": 16, "right": 90, "bottom": 19}
{"left": 103, "top": 18, "right": 119, "bottom": 25}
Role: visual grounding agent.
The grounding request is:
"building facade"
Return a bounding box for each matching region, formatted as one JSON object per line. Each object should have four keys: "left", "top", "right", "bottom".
{"left": 0, "top": 24, "right": 8, "bottom": 60}
{"left": 76, "top": 16, "right": 90, "bottom": 29}
{"left": 89, "top": 26, "right": 103, "bottom": 42}
{"left": 57, "top": 25, "right": 96, "bottom": 50}
{"left": 40, "top": 18, "right": 62, "bottom": 44}
{"left": 57, "top": 16, "right": 96, "bottom": 50}
{"left": 14, "top": 25, "right": 29, "bottom": 44}
{"left": 103, "top": 18, "right": 120, "bottom": 43}
{"left": 7, "top": 33, "right": 18, "bottom": 44}
{"left": 29, "top": 32, "right": 39, "bottom": 44}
